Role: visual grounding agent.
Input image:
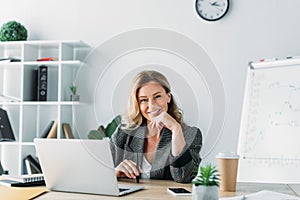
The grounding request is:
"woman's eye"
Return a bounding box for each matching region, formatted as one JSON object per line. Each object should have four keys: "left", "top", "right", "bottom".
{"left": 154, "top": 95, "right": 161, "bottom": 99}
{"left": 139, "top": 99, "right": 147, "bottom": 103}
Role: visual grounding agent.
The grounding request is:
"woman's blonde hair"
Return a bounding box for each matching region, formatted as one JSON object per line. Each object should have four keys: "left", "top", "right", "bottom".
{"left": 122, "top": 70, "right": 183, "bottom": 129}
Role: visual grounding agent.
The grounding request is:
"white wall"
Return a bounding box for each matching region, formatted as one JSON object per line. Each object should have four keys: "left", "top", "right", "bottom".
{"left": 1, "top": 0, "right": 300, "bottom": 163}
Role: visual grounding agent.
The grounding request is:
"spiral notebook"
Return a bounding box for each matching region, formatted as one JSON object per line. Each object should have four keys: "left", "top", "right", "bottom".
{"left": 0, "top": 174, "right": 45, "bottom": 187}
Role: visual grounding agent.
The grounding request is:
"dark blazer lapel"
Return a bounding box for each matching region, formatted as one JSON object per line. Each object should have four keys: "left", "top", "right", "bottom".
{"left": 124, "top": 126, "right": 146, "bottom": 166}
{"left": 128, "top": 125, "right": 146, "bottom": 153}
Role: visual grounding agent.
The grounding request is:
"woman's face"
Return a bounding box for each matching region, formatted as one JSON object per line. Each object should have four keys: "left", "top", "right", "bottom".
{"left": 137, "top": 82, "right": 171, "bottom": 123}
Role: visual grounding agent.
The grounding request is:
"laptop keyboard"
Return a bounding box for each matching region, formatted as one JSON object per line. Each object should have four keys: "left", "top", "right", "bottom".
{"left": 119, "top": 188, "right": 130, "bottom": 193}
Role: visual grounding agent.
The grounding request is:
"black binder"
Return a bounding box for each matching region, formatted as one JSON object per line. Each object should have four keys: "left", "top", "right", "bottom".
{"left": 40, "top": 120, "right": 55, "bottom": 138}
{"left": 0, "top": 108, "right": 15, "bottom": 141}
{"left": 0, "top": 161, "right": 4, "bottom": 175}
{"left": 37, "top": 65, "right": 47, "bottom": 101}
{"left": 24, "top": 154, "right": 42, "bottom": 174}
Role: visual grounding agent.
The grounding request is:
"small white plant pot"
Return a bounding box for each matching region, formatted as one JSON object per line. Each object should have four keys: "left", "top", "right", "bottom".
{"left": 192, "top": 185, "right": 219, "bottom": 200}
{"left": 70, "top": 94, "right": 80, "bottom": 101}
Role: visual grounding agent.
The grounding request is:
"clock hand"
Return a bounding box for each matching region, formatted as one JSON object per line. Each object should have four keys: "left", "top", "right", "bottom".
{"left": 210, "top": 1, "right": 221, "bottom": 6}
{"left": 215, "top": 7, "right": 222, "bottom": 12}
{"left": 210, "top": 1, "right": 217, "bottom": 6}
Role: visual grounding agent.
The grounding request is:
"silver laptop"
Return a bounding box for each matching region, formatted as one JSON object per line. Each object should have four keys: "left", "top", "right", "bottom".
{"left": 34, "top": 138, "right": 144, "bottom": 196}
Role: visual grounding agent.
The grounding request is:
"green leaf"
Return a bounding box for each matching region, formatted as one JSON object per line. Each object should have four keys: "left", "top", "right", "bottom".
{"left": 88, "top": 130, "right": 105, "bottom": 140}
{"left": 104, "top": 115, "right": 121, "bottom": 138}
{"left": 192, "top": 164, "right": 220, "bottom": 186}
{"left": 89, "top": 115, "right": 122, "bottom": 139}
{"left": 70, "top": 85, "right": 77, "bottom": 94}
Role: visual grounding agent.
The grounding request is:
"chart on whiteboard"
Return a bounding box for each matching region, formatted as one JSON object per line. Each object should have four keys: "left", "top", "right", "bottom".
{"left": 238, "top": 60, "right": 300, "bottom": 183}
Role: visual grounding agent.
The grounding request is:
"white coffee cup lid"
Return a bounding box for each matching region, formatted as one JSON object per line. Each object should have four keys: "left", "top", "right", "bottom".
{"left": 216, "top": 152, "right": 240, "bottom": 159}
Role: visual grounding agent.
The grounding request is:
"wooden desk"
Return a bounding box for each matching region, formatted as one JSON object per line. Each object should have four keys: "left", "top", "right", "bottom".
{"left": 0, "top": 185, "right": 46, "bottom": 200}
{"left": 0, "top": 180, "right": 299, "bottom": 200}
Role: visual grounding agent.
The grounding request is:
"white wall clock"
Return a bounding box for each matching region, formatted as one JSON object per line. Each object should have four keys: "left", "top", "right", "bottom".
{"left": 195, "top": 0, "right": 230, "bottom": 21}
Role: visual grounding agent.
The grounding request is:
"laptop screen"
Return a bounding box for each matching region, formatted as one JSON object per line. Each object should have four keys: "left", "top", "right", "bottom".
{"left": 35, "top": 138, "right": 143, "bottom": 196}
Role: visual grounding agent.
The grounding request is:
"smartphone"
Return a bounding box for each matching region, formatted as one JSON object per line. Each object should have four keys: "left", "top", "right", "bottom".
{"left": 167, "top": 187, "right": 192, "bottom": 195}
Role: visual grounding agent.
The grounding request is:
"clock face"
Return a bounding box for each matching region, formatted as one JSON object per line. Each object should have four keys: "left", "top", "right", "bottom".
{"left": 195, "top": 0, "right": 229, "bottom": 21}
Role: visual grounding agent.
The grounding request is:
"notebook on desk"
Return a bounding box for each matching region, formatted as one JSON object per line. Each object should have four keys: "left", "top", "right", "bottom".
{"left": 34, "top": 138, "right": 144, "bottom": 196}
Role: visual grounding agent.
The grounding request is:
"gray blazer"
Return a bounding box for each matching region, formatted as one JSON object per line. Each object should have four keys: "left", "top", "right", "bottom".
{"left": 110, "top": 123, "right": 202, "bottom": 183}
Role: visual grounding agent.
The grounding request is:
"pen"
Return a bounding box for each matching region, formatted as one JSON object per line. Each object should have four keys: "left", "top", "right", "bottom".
{"left": 136, "top": 154, "right": 140, "bottom": 183}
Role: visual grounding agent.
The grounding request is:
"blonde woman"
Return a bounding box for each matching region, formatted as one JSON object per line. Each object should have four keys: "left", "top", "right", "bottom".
{"left": 110, "top": 70, "right": 202, "bottom": 183}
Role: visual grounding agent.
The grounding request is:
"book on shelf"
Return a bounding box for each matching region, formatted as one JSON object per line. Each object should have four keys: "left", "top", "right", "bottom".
{"left": 28, "top": 65, "right": 48, "bottom": 101}
{"left": 62, "top": 123, "right": 74, "bottom": 139}
{"left": 37, "top": 65, "right": 48, "bottom": 101}
{"left": 0, "top": 174, "right": 45, "bottom": 187}
{"left": 47, "top": 120, "right": 57, "bottom": 138}
{"left": 0, "top": 108, "right": 15, "bottom": 142}
{"left": 0, "top": 161, "right": 4, "bottom": 175}
{"left": 28, "top": 68, "right": 38, "bottom": 101}
{"left": 0, "top": 57, "right": 21, "bottom": 63}
{"left": 36, "top": 57, "right": 58, "bottom": 61}
{"left": 24, "top": 154, "right": 42, "bottom": 174}
{"left": 0, "top": 161, "right": 8, "bottom": 175}
{"left": 40, "top": 120, "right": 55, "bottom": 138}
{"left": 25, "top": 160, "right": 40, "bottom": 174}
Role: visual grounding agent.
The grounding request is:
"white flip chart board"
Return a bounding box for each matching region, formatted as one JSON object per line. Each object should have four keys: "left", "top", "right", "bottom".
{"left": 238, "top": 58, "right": 300, "bottom": 183}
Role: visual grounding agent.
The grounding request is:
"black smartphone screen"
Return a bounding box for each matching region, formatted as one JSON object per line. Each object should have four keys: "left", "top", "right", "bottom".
{"left": 168, "top": 188, "right": 191, "bottom": 195}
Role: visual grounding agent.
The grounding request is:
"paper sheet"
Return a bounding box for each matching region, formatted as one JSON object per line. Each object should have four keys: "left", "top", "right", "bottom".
{"left": 220, "top": 190, "right": 300, "bottom": 200}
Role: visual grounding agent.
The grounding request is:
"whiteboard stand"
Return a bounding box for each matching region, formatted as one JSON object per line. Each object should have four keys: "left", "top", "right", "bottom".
{"left": 238, "top": 58, "right": 300, "bottom": 183}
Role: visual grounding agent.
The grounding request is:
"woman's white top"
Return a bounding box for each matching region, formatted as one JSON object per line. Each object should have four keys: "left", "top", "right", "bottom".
{"left": 141, "top": 155, "right": 152, "bottom": 179}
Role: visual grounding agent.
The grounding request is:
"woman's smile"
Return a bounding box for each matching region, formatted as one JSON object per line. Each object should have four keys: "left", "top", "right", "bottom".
{"left": 147, "top": 108, "right": 162, "bottom": 117}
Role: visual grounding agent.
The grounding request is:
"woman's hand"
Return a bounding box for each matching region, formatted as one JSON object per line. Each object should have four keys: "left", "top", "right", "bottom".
{"left": 150, "top": 111, "right": 180, "bottom": 132}
{"left": 115, "top": 159, "right": 141, "bottom": 179}
{"left": 150, "top": 112, "right": 186, "bottom": 156}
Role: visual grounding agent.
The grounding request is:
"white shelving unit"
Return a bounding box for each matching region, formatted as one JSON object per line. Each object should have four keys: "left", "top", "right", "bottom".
{"left": 0, "top": 40, "right": 90, "bottom": 175}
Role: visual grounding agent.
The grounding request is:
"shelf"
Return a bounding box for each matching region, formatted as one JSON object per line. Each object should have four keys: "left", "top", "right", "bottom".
{"left": 58, "top": 101, "right": 81, "bottom": 105}
{"left": 23, "top": 60, "right": 82, "bottom": 66}
{"left": 0, "top": 60, "right": 83, "bottom": 66}
{"left": 0, "top": 40, "right": 90, "bottom": 176}
{"left": 0, "top": 62, "right": 22, "bottom": 67}
{"left": 0, "top": 142, "right": 35, "bottom": 146}
{"left": 0, "top": 142, "right": 20, "bottom": 146}
{"left": 22, "top": 101, "right": 81, "bottom": 105}
{"left": 0, "top": 40, "right": 89, "bottom": 47}
{"left": 1, "top": 101, "right": 82, "bottom": 106}
{"left": 0, "top": 102, "right": 21, "bottom": 106}
{"left": 0, "top": 95, "right": 21, "bottom": 104}
{"left": 20, "top": 142, "right": 35, "bottom": 146}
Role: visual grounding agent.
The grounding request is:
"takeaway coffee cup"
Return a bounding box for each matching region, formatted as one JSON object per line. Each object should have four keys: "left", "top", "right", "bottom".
{"left": 216, "top": 152, "right": 240, "bottom": 192}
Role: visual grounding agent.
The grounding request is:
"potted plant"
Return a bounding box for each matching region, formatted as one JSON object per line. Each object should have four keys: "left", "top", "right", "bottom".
{"left": 70, "top": 85, "right": 80, "bottom": 101}
{"left": 88, "top": 115, "right": 121, "bottom": 139}
{"left": 0, "top": 21, "right": 28, "bottom": 41}
{"left": 192, "top": 164, "right": 220, "bottom": 200}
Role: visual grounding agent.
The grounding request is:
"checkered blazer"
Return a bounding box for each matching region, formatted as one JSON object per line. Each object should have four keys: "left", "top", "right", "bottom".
{"left": 110, "top": 123, "right": 202, "bottom": 183}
